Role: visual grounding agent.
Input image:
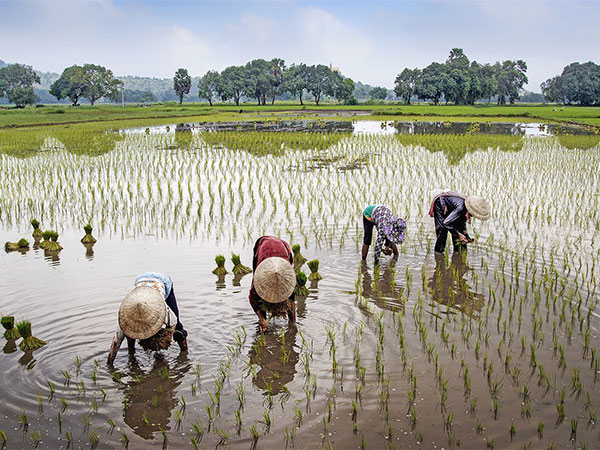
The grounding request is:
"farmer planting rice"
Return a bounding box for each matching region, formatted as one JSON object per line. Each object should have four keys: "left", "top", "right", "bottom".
{"left": 429, "top": 190, "right": 490, "bottom": 254}
{"left": 249, "top": 236, "right": 297, "bottom": 333}
{"left": 361, "top": 205, "right": 406, "bottom": 265}
{"left": 107, "top": 272, "right": 188, "bottom": 365}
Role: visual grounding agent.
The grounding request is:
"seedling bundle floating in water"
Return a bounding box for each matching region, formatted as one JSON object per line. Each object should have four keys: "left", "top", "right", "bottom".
{"left": 307, "top": 259, "right": 323, "bottom": 281}
{"left": 31, "top": 219, "right": 43, "bottom": 240}
{"left": 292, "top": 244, "right": 307, "bottom": 271}
{"left": 1, "top": 315, "right": 21, "bottom": 340}
{"left": 44, "top": 231, "right": 62, "bottom": 252}
{"left": 4, "top": 238, "right": 29, "bottom": 251}
{"left": 80, "top": 223, "right": 97, "bottom": 244}
{"left": 212, "top": 255, "right": 228, "bottom": 275}
{"left": 15, "top": 320, "right": 47, "bottom": 351}
{"left": 294, "top": 271, "right": 309, "bottom": 297}
{"left": 38, "top": 230, "right": 53, "bottom": 250}
{"left": 231, "top": 253, "right": 251, "bottom": 275}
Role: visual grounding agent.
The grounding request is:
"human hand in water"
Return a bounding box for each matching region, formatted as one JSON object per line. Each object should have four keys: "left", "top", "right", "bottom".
{"left": 457, "top": 232, "right": 472, "bottom": 245}
{"left": 258, "top": 316, "right": 267, "bottom": 333}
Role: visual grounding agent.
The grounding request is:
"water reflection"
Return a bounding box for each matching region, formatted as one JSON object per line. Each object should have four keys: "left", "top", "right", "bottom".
{"left": 3, "top": 339, "right": 17, "bottom": 354}
{"left": 83, "top": 243, "right": 95, "bottom": 260}
{"left": 119, "top": 353, "right": 191, "bottom": 439}
{"left": 18, "top": 350, "right": 36, "bottom": 369}
{"left": 360, "top": 263, "right": 405, "bottom": 312}
{"left": 248, "top": 326, "right": 299, "bottom": 395}
{"left": 428, "top": 253, "right": 484, "bottom": 315}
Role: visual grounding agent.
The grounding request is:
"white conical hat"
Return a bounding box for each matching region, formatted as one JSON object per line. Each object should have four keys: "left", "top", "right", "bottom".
{"left": 118, "top": 286, "right": 165, "bottom": 340}
{"left": 254, "top": 257, "right": 296, "bottom": 303}
{"left": 465, "top": 196, "right": 491, "bottom": 221}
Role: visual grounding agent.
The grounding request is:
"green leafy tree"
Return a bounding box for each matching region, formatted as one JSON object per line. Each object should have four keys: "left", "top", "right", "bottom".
{"left": 50, "top": 64, "right": 121, "bottom": 106}
{"left": 415, "top": 62, "right": 447, "bottom": 105}
{"left": 268, "top": 58, "right": 286, "bottom": 104}
{"left": 540, "top": 76, "right": 564, "bottom": 104}
{"left": 198, "top": 70, "right": 220, "bottom": 106}
{"left": 173, "top": 68, "right": 191, "bottom": 105}
{"left": 480, "top": 63, "right": 498, "bottom": 103}
{"left": 217, "top": 65, "right": 246, "bottom": 105}
{"left": 49, "top": 65, "right": 87, "bottom": 106}
{"left": 444, "top": 48, "right": 471, "bottom": 104}
{"left": 549, "top": 62, "right": 600, "bottom": 106}
{"left": 80, "top": 64, "right": 121, "bottom": 105}
{"left": 283, "top": 63, "right": 308, "bottom": 105}
{"left": 496, "top": 60, "right": 528, "bottom": 104}
{"left": 244, "top": 59, "right": 273, "bottom": 105}
{"left": 306, "top": 64, "right": 338, "bottom": 105}
{"left": 394, "top": 68, "right": 421, "bottom": 104}
{"left": 335, "top": 77, "right": 355, "bottom": 103}
{"left": 0, "top": 63, "right": 40, "bottom": 107}
{"left": 369, "top": 86, "right": 388, "bottom": 100}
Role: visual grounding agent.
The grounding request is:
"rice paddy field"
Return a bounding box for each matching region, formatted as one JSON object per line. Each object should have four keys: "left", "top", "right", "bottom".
{"left": 0, "top": 119, "right": 599, "bottom": 449}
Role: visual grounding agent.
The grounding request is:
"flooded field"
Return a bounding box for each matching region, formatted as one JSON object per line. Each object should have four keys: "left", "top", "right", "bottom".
{"left": 0, "top": 120, "right": 599, "bottom": 449}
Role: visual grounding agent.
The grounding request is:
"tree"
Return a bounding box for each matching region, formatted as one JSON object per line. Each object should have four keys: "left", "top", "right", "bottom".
{"left": 496, "top": 60, "right": 528, "bottom": 104}
{"left": 306, "top": 64, "right": 338, "bottom": 105}
{"left": 173, "top": 68, "right": 191, "bottom": 105}
{"left": 80, "top": 64, "right": 121, "bottom": 105}
{"left": 50, "top": 64, "right": 121, "bottom": 106}
{"left": 444, "top": 48, "right": 470, "bottom": 104}
{"left": 217, "top": 65, "right": 246, "bottom": 105}
{"left": 335, "top": 77, "right": 355, "bottom": 103}
{"left": 0, "top": 63, "right": 40, "bottom": 107}
{"left": 480, "top": 63, "right": 498, "bottom": 103}
{"left": 553, "top": 62, "right": 600, "bottom": 106}
{"left": 369, "top": 86, "right": 388, "bottom": 100}
{"left": 244, "top": 59, "right": 273, "bottom": 105}
{"left": 198, "top": 70, "right": 220, "bottom": 106}
{"left": 268, "top": 58, "right": 286, "bottom": 105}
{"left": 283, "top": 63, "right": 308, "bottom": 105}
{"left": 540, "top": 76, "right": 564, "bottom": 104}
{"left": 394, "top": 68, "right": 421, "bottom": 104}
{"left": 50, "top": 66, "right": 87, "bottom": 106}
{"left": 415, "top": 62, "right": 447, "bottom": 105}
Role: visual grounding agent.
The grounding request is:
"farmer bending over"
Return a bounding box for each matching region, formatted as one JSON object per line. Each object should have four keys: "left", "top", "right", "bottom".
{"left": 362, "top": 205, "right": 406, "bottom": 265}
{"left": 249, "top": 236, "right": 296, "bottom": 333}
{"left": 429, "top": 190, "right": 490, "bottom": 254}
{"left": 107, "top": 272, "right": 188, "bottom": 365}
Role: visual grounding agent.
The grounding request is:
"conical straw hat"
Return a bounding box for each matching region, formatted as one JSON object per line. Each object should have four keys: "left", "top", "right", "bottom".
{"left": 465, "top": 196, "right": 490, "bottom": 221}
{"left": 118, "top": 286, "right": 165, "bottom": 339}
{"left": 254, "top": 257, "right": 296, "bottom": 303}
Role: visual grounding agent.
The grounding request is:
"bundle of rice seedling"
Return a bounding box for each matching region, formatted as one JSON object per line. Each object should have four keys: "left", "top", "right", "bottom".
{"left": 258, "top": 298, "right": 292, "bottom": 318}
{"left": 16, "top": 320, "right": 46, "bottom": 351}
{"left": 292, "top": 244, "right": 307, "bottom": 270}
{"left": 39, "top": 230, "right": 53, "bottom": 250}
{"left": 307, "top": 259, "right": 323, "bottom": 281}
{"left": 139, "top": 327, "right": 173, "bottom": 351}
{"left": 80, "top": 223, "right": 97, "bottom": 244}
{"left": 294, "top": 271, "right": 309, "bottom": 297}
{"left": 4, "top": 238, "right": 29, "bottom": 251}
{"left": 1, "top": 315, "right": 21, "bottom": 340}
{"left": 212, "top": 255, "right": 228, "bottom": 275}
{"left": 45, "top": 231, "right": 63, "bottom": 252}
{"left": 31, "top": 219, "right": 43, "bottom": 240}
{"left": 231, "top": 253, "right": 252, "bottom": 275}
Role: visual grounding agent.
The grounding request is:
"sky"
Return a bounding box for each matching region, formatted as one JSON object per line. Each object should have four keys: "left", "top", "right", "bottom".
{"left": 0, "top": 0, "right": 598, "bottom": 91}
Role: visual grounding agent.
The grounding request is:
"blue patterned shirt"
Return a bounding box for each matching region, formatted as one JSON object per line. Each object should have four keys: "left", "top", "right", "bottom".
{"left": 371, "top": 206, "right": 406, "bottom": 264}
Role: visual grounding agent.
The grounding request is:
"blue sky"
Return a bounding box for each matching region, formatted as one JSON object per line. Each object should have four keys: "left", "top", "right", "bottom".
{"left": 1, "top": 0, "right": 598, "bottom": 90}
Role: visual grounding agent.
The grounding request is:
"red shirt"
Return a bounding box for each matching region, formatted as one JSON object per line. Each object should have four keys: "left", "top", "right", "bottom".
{"left": 249, "top": 236, "right": 293, "bottom": 313}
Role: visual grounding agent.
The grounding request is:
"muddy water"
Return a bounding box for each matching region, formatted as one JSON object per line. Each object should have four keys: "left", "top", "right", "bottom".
{"left": 0, "top": 125, "right": 599, "bottom": 449}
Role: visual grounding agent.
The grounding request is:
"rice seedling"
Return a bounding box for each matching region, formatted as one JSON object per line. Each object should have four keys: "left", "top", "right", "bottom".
{"left": 15, "top": 320, "right": 46, "bottom": 351}
{"left": 30, "top": 218, "right": 42, "bottom": 239}
{"left": 231, "top": 253, "right": 252, "bottom": 275}
{"left": 292, "top": 244, "right": 307, "bottom": 270}
{"left": 4, "top": 238, "right": 29, "bottom": 251}
{"left": 18, "top": 408, "right": 28, "bottom": 431}
{"left": 307, "top": 259, "right": 323, "bottom": 281}
{"left": 80, "top": 223, "right": 97, "bottom": 244}
{"left": 294, "top": 271, "right": 309, "bottom": 297}
{"left": 212, "top": 255, "right": 228, "bottom": 275}
{"left": 1, "top": 315, "right": 20, "bottom": 339}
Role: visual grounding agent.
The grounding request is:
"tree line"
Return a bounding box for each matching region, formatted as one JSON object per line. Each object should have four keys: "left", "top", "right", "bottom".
{"left": 393, "top": 48, "right": 529, "bottom": 105}
{"left": 177, "top": 59, "right": 356, "bottom": 106}
{"left": 1, "top": 54, "right": 600, "bottom": 107}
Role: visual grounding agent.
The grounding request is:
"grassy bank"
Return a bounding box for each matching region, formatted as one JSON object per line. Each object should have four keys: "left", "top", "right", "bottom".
{"left": 1, "top": 102, "right": 599, "bottom": 129}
